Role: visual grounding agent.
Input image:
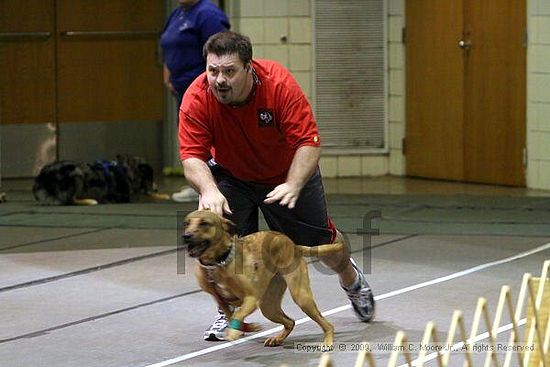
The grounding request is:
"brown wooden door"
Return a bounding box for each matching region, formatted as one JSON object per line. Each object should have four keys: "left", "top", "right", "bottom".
{"left": 405, "top": 0, "right": 465, "bottom": 181}
{"left": 463, "top": 0, "right": 526, "bottom": 186}
{"left": 405, "top": 0, "right": 526, "bottom": 186}
{"left": 56, "top": 1, "right": 164, "bottom": 123}
{"left": 0, "top": 0, "right": 56, "bottom": 125}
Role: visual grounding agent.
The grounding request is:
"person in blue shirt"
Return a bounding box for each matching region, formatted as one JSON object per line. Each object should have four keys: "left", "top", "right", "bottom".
{"left": 161, "top": 0, "right": 230, "bottom": 109}
{"left": 161, "top": 0, "right": 229, "bottom": 203}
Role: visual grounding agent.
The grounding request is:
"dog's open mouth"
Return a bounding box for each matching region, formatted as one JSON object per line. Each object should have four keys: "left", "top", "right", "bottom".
{"left": 187, "top": 240, "right": 210, "bottom": 258}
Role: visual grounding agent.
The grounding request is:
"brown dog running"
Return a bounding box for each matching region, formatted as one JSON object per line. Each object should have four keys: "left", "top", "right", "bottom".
{"left": 183, "top": 209, "right": 343, "bottom": 347}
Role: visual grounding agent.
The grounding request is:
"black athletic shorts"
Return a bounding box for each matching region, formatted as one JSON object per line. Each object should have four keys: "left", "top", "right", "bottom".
{"left": 209, "top": 160, "right": 336, "bottom": 246}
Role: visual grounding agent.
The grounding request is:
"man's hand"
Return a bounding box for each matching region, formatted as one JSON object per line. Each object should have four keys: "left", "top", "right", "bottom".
{"left": 198, "top": 188, "right": 232, "bottom": 216}
{"left": 182, "top": 158, "right": 231, "bottom": 216}
{"left": 163, "top": 64, "right": 177, "bottom": 96}
{"left": 164, "top": 80, "right": 177, "bottom": 96}
{"left": 263, "top": 146, "right": 319, "bottom": 209}
{"left": 263, "top": 182, "right": 302, "bottom": 209}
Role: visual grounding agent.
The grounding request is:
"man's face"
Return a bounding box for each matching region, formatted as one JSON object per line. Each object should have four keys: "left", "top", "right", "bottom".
{"left": 206, "top": 53, "right": 251, "bottom": 105}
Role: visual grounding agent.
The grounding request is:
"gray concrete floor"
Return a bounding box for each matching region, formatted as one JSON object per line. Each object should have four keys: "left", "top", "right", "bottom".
{"left": 0, "top": 176, "right": 549, "bottom": 367}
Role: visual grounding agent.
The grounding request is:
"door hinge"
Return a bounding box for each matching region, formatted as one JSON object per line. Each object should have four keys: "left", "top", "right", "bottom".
{"left": 402, "top": 138, "right": 407, "bottom": 155}
{"left": 523, "top": 29, "right": 528, "bottom": 47}
{"left": 402, "top": 27, "right": 406, "bottom": 44}
{"left": 523, "top": 147, "right": 528, "bottom": 167}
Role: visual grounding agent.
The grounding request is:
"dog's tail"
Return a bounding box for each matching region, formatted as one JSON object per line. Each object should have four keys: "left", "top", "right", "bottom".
{"left": 297, "top": 243, "right": 343, "bottom": 257}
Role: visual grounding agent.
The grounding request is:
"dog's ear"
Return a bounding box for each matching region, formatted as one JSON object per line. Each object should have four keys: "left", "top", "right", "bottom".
{"left": 221, "top": 217, "right": 237, "bottom": 235}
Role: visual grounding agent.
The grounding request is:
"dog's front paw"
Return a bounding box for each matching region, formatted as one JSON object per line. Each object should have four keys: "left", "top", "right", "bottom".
{"left": 264, "top": 336, "right": 284, "bottom": 347}
{"left": 225, "top": 328, "right": 244, "bottom": 341}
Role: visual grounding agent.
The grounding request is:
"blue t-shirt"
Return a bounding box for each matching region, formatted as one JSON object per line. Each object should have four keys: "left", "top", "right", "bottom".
{"left": 160, "top": 0, "right": 229, "bottom": 92}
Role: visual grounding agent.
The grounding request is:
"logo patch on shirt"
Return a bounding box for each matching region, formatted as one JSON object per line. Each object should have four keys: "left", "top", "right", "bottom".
{"left": 179, "top": 21, "right": 190, "bottom": 31}
{"left": 257, "top": 109, "right": 274, "bottom": 128}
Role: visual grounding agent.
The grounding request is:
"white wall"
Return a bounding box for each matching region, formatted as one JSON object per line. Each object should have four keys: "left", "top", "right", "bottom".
{"left": 387, "top": 0, "right": 406, "bottom": 176}
{"left": 228, "top": 0, "right": 312, "bottom": 97}
{"left": 527, "top": 0, "right": 550, "bottom": 190}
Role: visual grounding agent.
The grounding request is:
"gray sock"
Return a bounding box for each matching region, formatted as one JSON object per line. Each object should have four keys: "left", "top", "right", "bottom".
{"left": 342, "top": 268, "right": 361, "bottom": 291}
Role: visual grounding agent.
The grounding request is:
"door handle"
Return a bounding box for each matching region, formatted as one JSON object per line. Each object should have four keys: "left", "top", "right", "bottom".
{"left": 458, "top": 40, "right": 472, "bottom": 50}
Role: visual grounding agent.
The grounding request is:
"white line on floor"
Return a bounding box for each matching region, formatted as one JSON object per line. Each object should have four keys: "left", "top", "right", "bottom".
{"left": 143, "top": 242, "right": 550, "bottom": 367}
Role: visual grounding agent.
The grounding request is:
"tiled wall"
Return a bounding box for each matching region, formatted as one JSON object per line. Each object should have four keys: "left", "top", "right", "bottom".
{"left": 228, "top": 0, "right": 312, "bottom": 99}
{"left": 387, "top": 0, "right": 406, "bottom": 176}
{"left": 228, "top": 0, "right": 392, "bottom": 178}
{"left": 318, "top": 155, "right": 388, "bottom": 177}
{"left": 527, "top": 0, "right": 550, "bottom": 190}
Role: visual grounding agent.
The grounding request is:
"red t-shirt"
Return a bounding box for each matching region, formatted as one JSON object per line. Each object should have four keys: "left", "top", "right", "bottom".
{"left": 178, "top": 59, "right": 321, "bottom": 185}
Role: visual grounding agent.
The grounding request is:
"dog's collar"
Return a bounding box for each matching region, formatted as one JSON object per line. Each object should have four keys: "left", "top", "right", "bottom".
{"left": 199, "top": 236, "right": 236, "bottom": 269}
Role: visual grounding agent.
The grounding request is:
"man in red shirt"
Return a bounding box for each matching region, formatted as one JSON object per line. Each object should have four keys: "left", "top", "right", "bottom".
{"left": 179, "top": 31, "right": 375, "bottom": 341}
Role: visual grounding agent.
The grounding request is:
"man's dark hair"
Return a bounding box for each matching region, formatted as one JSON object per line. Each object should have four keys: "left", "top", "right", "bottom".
{"left": 203, "top": 31, "right": 253, "bottom": 65}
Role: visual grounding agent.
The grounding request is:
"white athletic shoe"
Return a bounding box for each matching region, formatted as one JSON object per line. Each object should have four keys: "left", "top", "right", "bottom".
{"left": 171, "top": 186, "right": 199, "bottom": 203}
{"left": 203, "top": 312, "right": 228, "bottom": 341}
{"left": 343, "top": 259, "right": 376, "bottom": 322}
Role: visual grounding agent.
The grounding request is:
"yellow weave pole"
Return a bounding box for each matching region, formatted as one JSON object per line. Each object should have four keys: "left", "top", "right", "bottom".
{"left": 537, "top": 261, "right": 550, "bottom": 367}
{"left": 501, "top": 285, "right": 524, "bottom": 367}
{"left": 524, "top": 260, "right": 549, "bottom": 367}
{"left": 387, "top": 331, "right": 413, "bottom": 367}
{"left": 442, "top": 310, "right": 473, "bottom": 367}
{"left": 354, "top": 343, "right": 376, "bottom": 367}
{"left": 503, "top": 273, "right": 531, "bottom": 367}
{"left": 543, "top": 313, "right": 550, "bottom": 365}
{"left": 416, "top": 321, "right": 443, "bottom": 367}
{"left": 484, "top": 286, "right": 521, "bottom": 367}
{"left": 469, "top": 297, "right": 499, "bottom": 367}
{"left": 318, "top": 353, "right": 334, "bottom": 367}
{"left": 524, "top": 277, "right": 547, "bottom": 367}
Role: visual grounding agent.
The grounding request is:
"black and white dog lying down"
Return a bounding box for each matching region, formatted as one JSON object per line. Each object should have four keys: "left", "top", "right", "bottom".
{"left": 33, "top": 156, "right": 169, "bottom": 205}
